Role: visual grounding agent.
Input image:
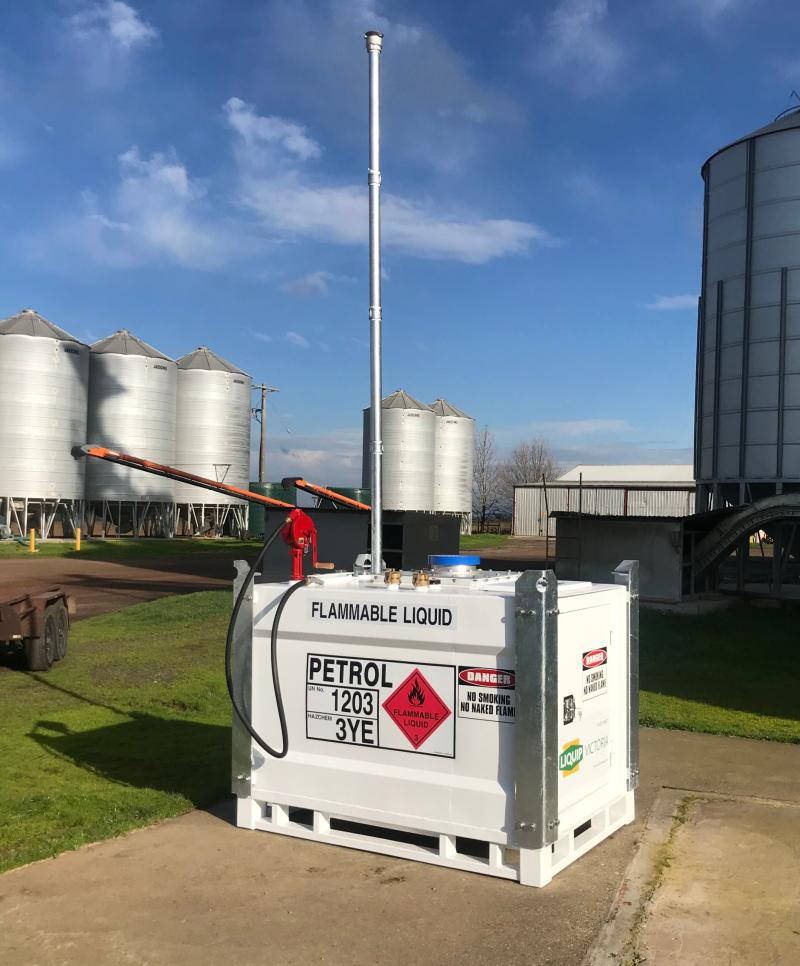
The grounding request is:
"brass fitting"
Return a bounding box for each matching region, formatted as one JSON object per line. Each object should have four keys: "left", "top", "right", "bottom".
{"left": 384, "top": 569, "right": 401, "bottom": 585}
{"left": 412, "top": 571, "right": 430, "bottom": 588}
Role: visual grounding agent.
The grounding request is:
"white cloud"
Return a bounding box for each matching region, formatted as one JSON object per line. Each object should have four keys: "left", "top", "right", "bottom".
{"left": 535, "top": 419, "right": 632, "bottom": 437}
{"left": 224, "top": 97, "right": 321, "bottom": 163}
{"left": 644, "top": 294, "right": 698, "bottom": 311}
{"left": 259, "top": 1, "right": 520, "bottom": 171}
{"left": 675, "top": 0, "right": 747, "bottom": 22}
{"left": 497, "top": 419, "right": 632, "bottom": 446}
{"left": 280, "top": 271, "right": 334, "bottom": 298}
{"left": 226, "top": 98, "right": 552, "bottom": 264}
{"left": 71, "top": 1, "right": 158, "bottom": 50}
{"left": 252, "top": 426, "right": 363, "bottom": 485}
{"left": 48, "top": 147, "right": 243, "bottom": 269}
{"left": 248, "top": 328, "right": 273, "bottom": 343}
{"left": 333, "top": 0, "right": 422, "bottom": 44}
{"left": 285, "top": 331, "right": 310, "bottom": 348}
{"left": 534, "top": 0, "right": 624, "bottom": 89}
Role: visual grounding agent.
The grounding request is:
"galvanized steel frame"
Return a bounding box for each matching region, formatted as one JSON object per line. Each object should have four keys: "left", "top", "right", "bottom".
{"left": 613, "top": 560, "right": 640, "bottom": 791}
{"left": 513, "top": 569, "right": 559, "bottom": 851}
{"left": 85, "top": 499, "right": 175, "bottom": 538}
{"left": 231, "top": 560, "right": 254, "bottom": 798}
{"left": 1, "top": 496, "right": 85, "bottom": 539}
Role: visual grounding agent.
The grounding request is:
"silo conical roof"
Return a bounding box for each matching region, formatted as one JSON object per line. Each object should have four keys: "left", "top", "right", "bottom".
{"left": 381, "top": 389, "right": 432, "bottom": 411}
{"left": 704, "top": 106, "right": 800, "bottom": 169}
{"left": 0, "top": 308, "right": 84, "bottom": 344}
{"left": 429, "top": 398, "right": 472, "bottom": 419}
{"left": 177, "top": 346, "right": 249, "bottom": 376}
{"left": 91, "top": 329, "right": 172, "bottom": 360}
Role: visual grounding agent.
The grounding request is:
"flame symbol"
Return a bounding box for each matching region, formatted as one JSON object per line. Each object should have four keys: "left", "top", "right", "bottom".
{"left": 408, "top": 678, "right": 425, "bottom": 706}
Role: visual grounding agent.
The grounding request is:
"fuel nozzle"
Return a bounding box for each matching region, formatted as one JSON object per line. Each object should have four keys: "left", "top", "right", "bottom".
{"left": 281, "top": 509, "right": 333, "bottom": 581}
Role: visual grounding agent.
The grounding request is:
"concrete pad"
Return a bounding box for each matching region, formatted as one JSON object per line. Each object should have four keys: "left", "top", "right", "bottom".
{"left": 2, "top": 729, "right": 799, "bottom": 966}
{"left": 640, "top": 728, "right": 800, "bottom": 803}
{"left": 0, "top": 796, "right": 650, "bottom": 966}
{"left": 643, "top": 797, "right": 800, "bottom": 965}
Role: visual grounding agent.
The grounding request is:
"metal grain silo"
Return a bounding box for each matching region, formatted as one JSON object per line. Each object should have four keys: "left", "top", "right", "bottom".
{"left": 696, "top": 108, "right": 800, "bottom": 506}
{"left": 362, "top": 390, "right": 435, "bottom": 511}
{"left": 86, "top": 330, "right": 177, "bottom": 503}
{"left": 429, "top": 398, "right": 474, "bottom": 513}
{"left": 0, "top": 309, "right": 89, "bottom": 536}
{"left": 173, "top": 347, "right": 252, "bottom": 515}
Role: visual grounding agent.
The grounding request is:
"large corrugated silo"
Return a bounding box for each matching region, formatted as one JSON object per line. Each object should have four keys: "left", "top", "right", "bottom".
{"left": 0, "top": 309, "right": 89, "bottom": 536}
{"left": 362, "top": 390, "right": 435, "bottom": 511}
{"left": 173, "top": 347, "right": 252, "bottom": 535}
{"left": 429, "top": 398, "right": 474, "bottom": 513}
{"left": 86, "top": 330, "right": 177, "bottom": 528}
{"left": 696, "top": 108, "right": 800, "bottom": 503}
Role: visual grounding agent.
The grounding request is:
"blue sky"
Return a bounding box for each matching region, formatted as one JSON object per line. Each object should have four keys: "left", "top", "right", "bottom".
{"left": 1, "top": 0, "right": 798, "bottom": 484}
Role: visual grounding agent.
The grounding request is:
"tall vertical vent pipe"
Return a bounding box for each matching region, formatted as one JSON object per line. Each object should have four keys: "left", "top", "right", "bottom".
{"left": 366, "top": 30, "right": 384, "bottom": 575}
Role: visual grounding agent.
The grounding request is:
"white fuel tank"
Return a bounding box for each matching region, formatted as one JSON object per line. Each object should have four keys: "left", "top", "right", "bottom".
{"left": 231, "top": 562, "right": 639, "bottom": 887}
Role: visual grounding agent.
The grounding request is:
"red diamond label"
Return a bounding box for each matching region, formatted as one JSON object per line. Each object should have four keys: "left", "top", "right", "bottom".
{"left": 382, "top": 668, "right": 452, "bottom": 749}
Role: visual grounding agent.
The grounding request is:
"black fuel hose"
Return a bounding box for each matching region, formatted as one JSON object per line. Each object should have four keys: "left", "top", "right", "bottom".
{"left": 225, "top": 519, "right": 307, "bottom": 759}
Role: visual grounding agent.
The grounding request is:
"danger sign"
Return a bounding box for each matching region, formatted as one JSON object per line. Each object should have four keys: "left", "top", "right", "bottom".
{"left": 382, "top": 669, "right": 451, "bottom": 749}
{"left": 457, "top": 665, "right": 516, "bottom": 723}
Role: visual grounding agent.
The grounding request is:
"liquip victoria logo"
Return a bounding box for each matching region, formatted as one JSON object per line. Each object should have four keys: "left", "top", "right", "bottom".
{"left": 559, "top": 738, "right": 584, "bottom": 777}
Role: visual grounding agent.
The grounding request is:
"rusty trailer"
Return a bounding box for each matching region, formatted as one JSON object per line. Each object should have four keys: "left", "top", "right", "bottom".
{"left": 0, "top": 589, "right": 74, "bottom": 671}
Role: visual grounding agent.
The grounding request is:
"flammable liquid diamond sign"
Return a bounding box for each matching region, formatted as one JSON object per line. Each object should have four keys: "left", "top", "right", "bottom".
{"left": 382, "top": 668, "right": 452, "bottom": 749}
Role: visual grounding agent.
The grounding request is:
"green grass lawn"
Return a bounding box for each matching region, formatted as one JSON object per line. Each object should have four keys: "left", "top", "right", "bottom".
{"left": 0, "top": 537, "right": 262, "bottom": 560}
{"left": 1, "top": 591, "right": 797, "bottom": 876}
{"left": 460, "top": 533, "right": 511, "bottom": 550}
{"left": 0, "top": 591, "right": 233, "bottom": 873}
{"left": 640, "top": 606, "right": 799, "bottom": 743}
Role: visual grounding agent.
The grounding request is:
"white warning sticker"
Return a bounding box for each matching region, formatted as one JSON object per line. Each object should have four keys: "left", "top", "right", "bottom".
{"left": 582, "top": 647, "right": 608, "bottom": 702}
{"left": 457, "top": 666, "right": 516, "bottom": 723}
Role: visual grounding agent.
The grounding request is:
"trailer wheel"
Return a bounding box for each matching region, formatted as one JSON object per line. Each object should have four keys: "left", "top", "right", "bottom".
{"left": 23, "top": 609, "right": 58, "bottom": 672}
{"left": 53, "top": 601, "right": 69, "bottom": 662}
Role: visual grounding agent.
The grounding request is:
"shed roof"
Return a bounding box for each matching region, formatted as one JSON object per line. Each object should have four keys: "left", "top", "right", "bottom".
{"left": 177, "top": 346, "right": 249, "bottom": 375}
{"left": 0, "top": 308, "right": 84, "bottom": 344}
{"left": 91, "top": 329, "right": 172, "bottom": 361}
{"left": 557, "top": 464, "right": 695, "bottom": 484}
{"left": 428, "top": 398, "right": 472, "bottom": 419}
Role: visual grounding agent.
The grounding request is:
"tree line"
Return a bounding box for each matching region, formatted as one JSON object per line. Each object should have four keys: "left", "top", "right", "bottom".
{"left": 472, "top": 428, "right": 559, "bottom": 532}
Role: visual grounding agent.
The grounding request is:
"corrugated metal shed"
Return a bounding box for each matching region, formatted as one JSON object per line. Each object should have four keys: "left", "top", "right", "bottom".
{"left": 514, "top": 474, "right": 696, "bottom": 537}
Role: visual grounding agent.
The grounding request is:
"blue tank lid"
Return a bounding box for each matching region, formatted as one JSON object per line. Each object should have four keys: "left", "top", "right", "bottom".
{"left": 428, "top": 554, "right": 481, "bottom": 567}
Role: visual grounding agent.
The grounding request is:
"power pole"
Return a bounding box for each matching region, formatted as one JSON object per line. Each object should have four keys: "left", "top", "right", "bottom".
{"left": 252, "top": 384, "right": 279, "bottom": 483}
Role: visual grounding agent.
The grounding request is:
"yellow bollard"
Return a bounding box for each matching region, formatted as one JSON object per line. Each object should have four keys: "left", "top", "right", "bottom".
{"left": 75, "top": 527, "right": 81, "bottom": 551}
{"left": 29, "top": 528, "right": 36, "bottom": 553}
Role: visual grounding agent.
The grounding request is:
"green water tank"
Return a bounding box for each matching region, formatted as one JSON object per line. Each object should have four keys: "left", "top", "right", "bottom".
{"left": 248, "top": 482, "right": 296, "bottom": 537}
{"left": 326, "top": 486, "right": 371, "bottom": 506}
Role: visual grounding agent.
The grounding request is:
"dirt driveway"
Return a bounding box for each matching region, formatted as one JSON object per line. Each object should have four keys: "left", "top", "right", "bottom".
{"left": 0, "top": 553, "right": 244, "bottom": 621}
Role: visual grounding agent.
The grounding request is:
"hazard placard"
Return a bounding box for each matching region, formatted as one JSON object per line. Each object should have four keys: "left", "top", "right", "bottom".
{"left": 382, "top": 668, "right": 451, "bottom": 749}
{"left": 305, "top": 654, "right": 455, "bottom": 758}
